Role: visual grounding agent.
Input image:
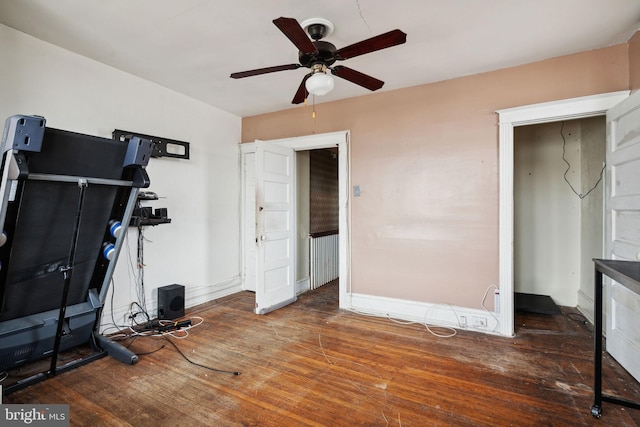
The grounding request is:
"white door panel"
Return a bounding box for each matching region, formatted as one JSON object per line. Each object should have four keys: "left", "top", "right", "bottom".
{"left": 243, "top": 152, "right": 256, "bottom": 292}
{"left": 255, "top": 141, "right": 296, "bottom": 314}
{"left": 606, "top": 89, "right": 640, "bottom": 382}
{"left": 608, "top": 283, "right": 640, "bottom": 380}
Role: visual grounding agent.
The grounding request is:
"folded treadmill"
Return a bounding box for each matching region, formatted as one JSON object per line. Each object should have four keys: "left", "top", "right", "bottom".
{"left": 0, "top": 115, "right": 152, "bottom": 389}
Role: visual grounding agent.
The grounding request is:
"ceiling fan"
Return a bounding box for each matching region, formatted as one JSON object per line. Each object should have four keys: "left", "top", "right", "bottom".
{"left": 230, "top": 17, "right": 407, "bottom": 104}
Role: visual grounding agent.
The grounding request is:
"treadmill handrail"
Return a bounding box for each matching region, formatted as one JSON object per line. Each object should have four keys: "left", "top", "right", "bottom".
{"left": 27, "top": 173, "right": 134, "bottom": 187}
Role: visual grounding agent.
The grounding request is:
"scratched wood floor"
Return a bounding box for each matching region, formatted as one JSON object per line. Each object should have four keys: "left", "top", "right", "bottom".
{"left": 3, "top": 280, "right": 640, "bottom": 426}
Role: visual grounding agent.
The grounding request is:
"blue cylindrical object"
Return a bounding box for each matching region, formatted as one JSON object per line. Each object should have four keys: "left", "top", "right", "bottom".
{"left": 109, "top": 220, "right": 123, "bottom": 239}
{"left": 102, "top": 242, "right": 115, "bottom": 261}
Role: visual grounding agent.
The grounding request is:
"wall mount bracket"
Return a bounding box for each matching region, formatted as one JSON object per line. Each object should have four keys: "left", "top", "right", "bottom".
{"left": 113, "top": 129, "right": 190, "bottom": 160}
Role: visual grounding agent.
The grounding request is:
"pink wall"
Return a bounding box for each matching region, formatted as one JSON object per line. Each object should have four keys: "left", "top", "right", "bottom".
{"left": 242, "top": 45, "right": 629, "bottom": 308}
{"left": 629, "top": 31, "right": 640, "bottom": 91}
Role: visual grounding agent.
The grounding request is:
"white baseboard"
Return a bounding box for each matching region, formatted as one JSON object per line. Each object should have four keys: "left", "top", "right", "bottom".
{"left": 100, "top": 276, "right": 242, "bottom": 332}
{"left": 296, "top": 278, "right": 310, "bottom": 295}
{"left": 184, "top": 276, "right": 243, "bottom": 308}
{"left": 348, "top": 292, "right": 501, "bottom": 335}
{"left": 577, "top": 289, "right": 595, "bottom": 324}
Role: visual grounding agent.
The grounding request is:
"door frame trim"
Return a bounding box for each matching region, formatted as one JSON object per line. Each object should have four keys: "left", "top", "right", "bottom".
{"left": 240, "top": 130, "right": 350, "bottom": 309}
{"left": 496, "top": 91, "right": 629, "bottom": 336}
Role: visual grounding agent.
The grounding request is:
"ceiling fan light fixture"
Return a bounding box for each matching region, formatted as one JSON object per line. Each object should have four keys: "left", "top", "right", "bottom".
{"left": 230, "top": 17, "right": 407, "bottom": 104}
{"left": 305, "top": 66, "right": 334, "bottom": 96}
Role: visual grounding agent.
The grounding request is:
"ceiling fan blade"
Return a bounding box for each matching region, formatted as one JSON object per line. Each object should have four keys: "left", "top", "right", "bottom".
{"left": 292, "top": 74, "right": 312, "bottom": 104}
{"left": 230, "top": 64, "right": 301, "bottom": 79}
{"left": 273, "top": 17, "right": 318, "bottom": 55}
{"left": 331, "top": 66, "right": 384, "bottom": 91}
{"left": 335, "top": 29, "right": 407, "bottom": 60}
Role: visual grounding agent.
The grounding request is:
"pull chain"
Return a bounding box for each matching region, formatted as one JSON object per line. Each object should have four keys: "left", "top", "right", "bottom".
{"left": 312, "top": 94, "right": 316, "bottom": 119}
{"left": 303, "top": 94, "right": 317, "bottom": 124}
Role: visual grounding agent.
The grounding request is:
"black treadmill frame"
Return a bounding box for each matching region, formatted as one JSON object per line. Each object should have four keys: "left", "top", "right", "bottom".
{"left": 0, "top": 115, "right": 152, "bottom": 394}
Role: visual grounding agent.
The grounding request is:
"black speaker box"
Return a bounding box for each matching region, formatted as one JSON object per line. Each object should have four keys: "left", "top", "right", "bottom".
{"left": 157, "top": 284, "right": 185, "bottom": 320}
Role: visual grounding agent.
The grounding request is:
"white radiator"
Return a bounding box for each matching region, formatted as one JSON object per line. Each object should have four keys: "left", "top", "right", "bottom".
{"left": 309, "top": 233, "right": 339, "bottom": 289}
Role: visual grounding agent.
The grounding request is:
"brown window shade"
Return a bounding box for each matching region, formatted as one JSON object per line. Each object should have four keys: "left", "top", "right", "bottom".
{"left": 309, "top": 149, "right": 339, "bottom": 234}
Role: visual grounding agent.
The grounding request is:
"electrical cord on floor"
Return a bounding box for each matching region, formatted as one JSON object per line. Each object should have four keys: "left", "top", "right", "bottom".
{"left": 101, "top": 317, "right": 219, "bottom": 365}
{"left": 116, "top": 334, "right": 165, "bottom": 356}
{"left": 128, "top": 302, "right": 151, "bottom": 323}
{"left": 103, "top": 317, "right": 202, "bottom": 343}
{"left": 163, "top": 336, "right": 240, "bottom": 376}
{"left": 348, "top": 307, "right": 459, "bottom": 338}
{"left": 134, "top": 344, "right": 166, "bottom": 356}
{"left": 385, "top": 313, "right": 456, "bottom": 337}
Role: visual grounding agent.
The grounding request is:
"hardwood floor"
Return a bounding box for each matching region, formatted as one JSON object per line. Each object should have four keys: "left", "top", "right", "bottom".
{"left": 3, "top": 281, "right": 640, "bottom": 426}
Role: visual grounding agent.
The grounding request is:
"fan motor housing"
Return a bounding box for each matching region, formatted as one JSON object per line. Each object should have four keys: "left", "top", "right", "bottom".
{"left": 307, "top": 23, "right": 327, "bottom": 40}
{"left": 299, "top": 41, "right": 337, "bottom": 68}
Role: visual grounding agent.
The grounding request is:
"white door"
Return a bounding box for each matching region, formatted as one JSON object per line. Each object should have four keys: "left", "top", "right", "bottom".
{"left": 605, "top": 89, "right": 640, "bottom": 382}
{"left": 243, "top": 152, "right": 256, "bottom": 292}
{"left": 255, "top": 141, "right": 297, "bottom": 314}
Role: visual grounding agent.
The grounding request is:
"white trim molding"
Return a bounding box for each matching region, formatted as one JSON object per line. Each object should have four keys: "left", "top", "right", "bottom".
{"left": 350, "top": 293, "right": 501, "bottom": 335}
{"left": 496, "top": 91, "right": 629, "bottom": 337}
{"left": 296, "top": 278, "right": 310, "bottom": 295}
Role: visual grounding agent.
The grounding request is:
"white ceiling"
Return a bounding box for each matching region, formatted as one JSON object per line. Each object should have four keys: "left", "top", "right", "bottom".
{"left": 1, "top": 0, "right": 639, "bottom": 117}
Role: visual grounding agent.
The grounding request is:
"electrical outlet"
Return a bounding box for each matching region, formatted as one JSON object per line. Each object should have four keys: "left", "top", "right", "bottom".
{"left": 459, "top": 315, "right": 467, "bottom": 328}
{"left": 472, "top": 316, "right": 487, "bottom": 328}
